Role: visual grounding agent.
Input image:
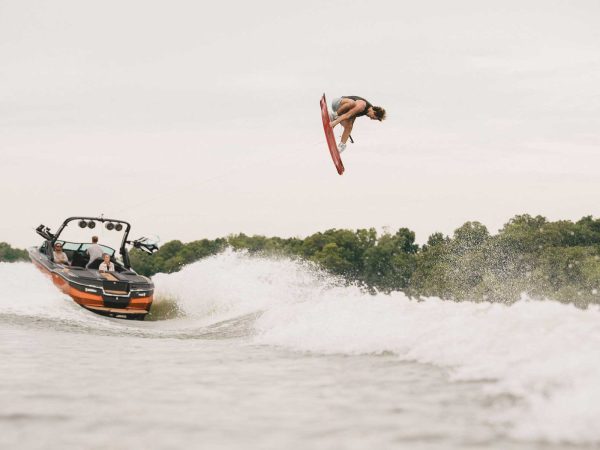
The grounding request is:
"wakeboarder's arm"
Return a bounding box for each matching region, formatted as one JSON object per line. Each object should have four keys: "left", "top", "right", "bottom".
{"left": 330, "top": 100, "right": 367, "bottom": 129}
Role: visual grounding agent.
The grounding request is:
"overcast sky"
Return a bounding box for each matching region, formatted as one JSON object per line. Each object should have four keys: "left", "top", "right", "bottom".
{"left": 1, "top": 0, "right": 599, "bottom": 248}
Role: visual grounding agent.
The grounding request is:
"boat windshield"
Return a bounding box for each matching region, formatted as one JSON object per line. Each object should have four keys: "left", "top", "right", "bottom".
{"left": 59, "top": 241, "right": 116, "bottom": 256}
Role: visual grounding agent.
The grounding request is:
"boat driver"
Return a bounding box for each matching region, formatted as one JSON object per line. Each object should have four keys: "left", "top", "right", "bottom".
{"left": 86, "top": 236, "right": 104, "bottom": 268}
{"left": 53, "top": 243, "right": 70, "bottom": 265}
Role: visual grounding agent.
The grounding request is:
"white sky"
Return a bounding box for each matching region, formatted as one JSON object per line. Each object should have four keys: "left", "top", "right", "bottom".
{"left": 1, "top": 0, "right": 599, "bottom": 248}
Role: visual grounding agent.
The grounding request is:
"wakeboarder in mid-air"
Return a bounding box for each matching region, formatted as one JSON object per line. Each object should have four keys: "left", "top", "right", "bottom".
{"left": 329, "top": 96, "right": 386, "bottom": 152}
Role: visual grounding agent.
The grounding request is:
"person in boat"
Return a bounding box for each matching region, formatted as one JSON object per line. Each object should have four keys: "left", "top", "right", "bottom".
{"left": 98, "top": 254, "right": 115, "bottom": 273}
{"left": 329, "top": 96, "right": 386, "bottom": 152}
{"left": 86, "top": 236, "right": 103, "bottom": 268}
{"left": 52, "top": 242, "right": 70, "bottom": 265}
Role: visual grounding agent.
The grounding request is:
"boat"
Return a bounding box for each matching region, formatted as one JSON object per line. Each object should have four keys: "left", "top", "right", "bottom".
{"left": 29, "top": 216, "right": 159, "bottom": 320}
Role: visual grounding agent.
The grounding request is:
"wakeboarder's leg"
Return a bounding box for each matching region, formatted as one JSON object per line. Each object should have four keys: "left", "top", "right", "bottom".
{"left": 330, "top": 97, "right": 342, "bottom": 121}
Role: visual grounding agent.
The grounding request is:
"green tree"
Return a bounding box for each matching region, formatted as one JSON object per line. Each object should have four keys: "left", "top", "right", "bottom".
{"left": 0, "top": 242, "right": 29, "bottom": 262}
{"left": 363, "top": 228, "right": 418, "bottom": 292}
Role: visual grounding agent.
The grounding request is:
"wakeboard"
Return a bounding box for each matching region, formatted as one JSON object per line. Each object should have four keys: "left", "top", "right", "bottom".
{"left": 320, "top": 93, "right": 344, "bottom": 175}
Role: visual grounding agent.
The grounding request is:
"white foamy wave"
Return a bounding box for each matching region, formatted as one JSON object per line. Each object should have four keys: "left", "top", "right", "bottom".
{"left": 169, "top": 252, "right": 598, "bottom": 445}
{"left": 256, "top": 293, "right": 600, "bottom": 443}
{"left": 152, "top": 252, "right": 600, "bottom": 443}
{"left": 0, "top": 262, "right": 142, "bottom": 330}
{"left": 0, "top": 262, "right": 78, "bottom": 318}
{"left": 152, "top": 249, "right": 339, "bottom": 325}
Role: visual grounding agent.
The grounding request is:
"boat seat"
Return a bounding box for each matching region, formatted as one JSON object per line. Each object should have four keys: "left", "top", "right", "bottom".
{"left": 87, "top": 258, "right": 102, "bottom": 270}
{"left": 70, "top": 251, "right": 87, "bottom": 268}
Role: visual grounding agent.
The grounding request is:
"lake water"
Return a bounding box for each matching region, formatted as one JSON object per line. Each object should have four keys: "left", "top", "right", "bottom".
{"left": 1, "top": 252, "right": 599, "bottom": 450}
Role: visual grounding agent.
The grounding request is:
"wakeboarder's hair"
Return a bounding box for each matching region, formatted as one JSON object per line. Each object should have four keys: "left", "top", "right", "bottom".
{"left": 373, "top": 106, "right": 386, "bottom": 121}
{"left": 92, "top": 236, "right": 99, "bottom": 243}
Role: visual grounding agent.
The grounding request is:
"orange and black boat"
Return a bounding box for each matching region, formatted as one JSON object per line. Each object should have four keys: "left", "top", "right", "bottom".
{"left": 29, "top": 216, "right": 158, "bottom": 320}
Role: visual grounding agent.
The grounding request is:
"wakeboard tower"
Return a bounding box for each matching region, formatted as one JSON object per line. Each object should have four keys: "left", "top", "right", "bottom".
{"left": 320, "top": 93, "right": 345, "bottom": 175}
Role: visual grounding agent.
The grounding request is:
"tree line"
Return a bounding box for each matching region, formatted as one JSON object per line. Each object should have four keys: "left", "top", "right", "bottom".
{"left": 128, "top": 214, "right": 600, "bottom": 306}
{"left": 5, "top": 214, "right": 600, "bottom": 306}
